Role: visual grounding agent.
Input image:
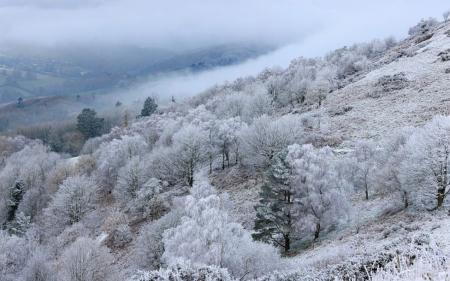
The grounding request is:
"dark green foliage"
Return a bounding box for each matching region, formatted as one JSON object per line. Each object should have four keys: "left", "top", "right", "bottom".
{"left": 6, "top": 181, "right": 24, "bottom": 223}
{"left": 253, "top": 149, "right": 295, "bottom": 253}
{"left": 141, "top": 97, "right": 158, "bottom": 117}
{"left": 17, "top": 97, "right": 24, "bottom": 108}
{"left": 8, "top": 212, "right": 31, "bottom": 236}
{"left": 77, "top": 108, "right": 105, "bottom": 139}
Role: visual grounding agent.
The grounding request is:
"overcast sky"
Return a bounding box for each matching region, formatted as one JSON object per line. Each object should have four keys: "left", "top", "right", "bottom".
{"left": 1, "top": 0, "right": 449, "bottom": 98}
{"left": 0, "top": 0, "right": 448, "bottom": 51}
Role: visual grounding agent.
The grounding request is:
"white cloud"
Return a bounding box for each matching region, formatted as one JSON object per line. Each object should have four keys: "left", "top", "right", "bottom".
{"left": 0, "top": 0, "right": 447, "bottom": 52}
{"left": 0, "top": 0, "right": 448, "bottom": 99}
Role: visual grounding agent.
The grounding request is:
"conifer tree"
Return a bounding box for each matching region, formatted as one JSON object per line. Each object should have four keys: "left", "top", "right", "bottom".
{"left": 76, "top": 108, "right": 104, "bottom": 139}
{"left": 141, "top": 97, "right": 158, "bottom": 117}
{"left": 6, "top": 181, "right": 24, "bottom": 223}
{"left": 8, "top": 212, "right": 30, "bottom": 236}
{"left": 253, "top": 149, "right": 295, "bottom": 253}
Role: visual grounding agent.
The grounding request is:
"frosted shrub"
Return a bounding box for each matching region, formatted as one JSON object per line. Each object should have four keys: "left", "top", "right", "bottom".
{"left": 105, "top": 224, "right": 132, "bottom": 249}
{"left": 408, "top": 18, "right": 438, "bottom": 36}
{"left": 369, "top": 254, "right": 448, "bottom": 281}
{"left": 22, "top": 248, "right": 56, "bottom": 281}
{"left": 128, "top": 261, "right": 233, "bottom": 281}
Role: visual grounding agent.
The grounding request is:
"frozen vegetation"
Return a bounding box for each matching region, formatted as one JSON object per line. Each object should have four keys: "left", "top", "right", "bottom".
{"left": 2, "top": 14, "right": 450, "bottom": 281}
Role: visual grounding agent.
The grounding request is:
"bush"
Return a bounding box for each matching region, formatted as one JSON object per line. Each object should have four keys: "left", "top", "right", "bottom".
{"left": 408, "top": 18, "right": 438, "bottom": 36}
{"left": 128, "top": 262, "right": 233, "bottom": 281}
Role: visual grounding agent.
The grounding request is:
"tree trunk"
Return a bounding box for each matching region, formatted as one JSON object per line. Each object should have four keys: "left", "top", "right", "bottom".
{"left": 283, "top": 234, "right": 290, "bottom": 254}
{"left": 314, "top": 223, "right": 321, "bottom": 241}
{"left": 403, "top": 190, "right": 409, "bottom": 209}
{"left": 209, "top": 154, "right": 212, "bottom": 174}
{"left": 365, "top": 182, "right": 369, "bottom": 200}
{"left": 437, "top": 189, "right": 445, "bottom": 208}
{"left": 188, "top": 163, "right": 194, "bottom": 187}
{"left": 222, "top": 151, "right": 225, "bottom": 170}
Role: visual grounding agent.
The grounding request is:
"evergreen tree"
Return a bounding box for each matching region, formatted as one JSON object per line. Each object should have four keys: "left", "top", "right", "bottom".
{"left": 8, "top": 212, "right": 31, "bottom": 236}
{"left": 76, "top": 108, "right": 104, "bottom": 139}
{"left": 253, "top": 149, "right": 295, "bottom": 254}
{"left": 17, "top": 97, "right": 24, "bottom": 108}
{"left": 141, "top": 97, "right": 158, "bottom": 117}
{"left": 6, "top": 181, "right": 24, "bottom": 223}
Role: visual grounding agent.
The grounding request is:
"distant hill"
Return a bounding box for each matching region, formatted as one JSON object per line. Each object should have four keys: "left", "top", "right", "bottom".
{"left": 0, "top": 43, "right": 274, "bottom": 105}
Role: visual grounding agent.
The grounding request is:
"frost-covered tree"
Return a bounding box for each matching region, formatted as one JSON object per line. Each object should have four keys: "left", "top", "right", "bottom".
{"left": 59, "top": 237, "right": 117, "bottom": 281}
{"left": 375, "top": 128, "right": 413, "bottom": 208}
{"left": 162, "top": 175, "right": 282, "bottom": 279}
{"left": 17, "top": 186, "right": 50, "bottom": 225}
{"left": 240, "top": 115, "right": 304, "bottom": 167}
{"left": 132, "top": 178, "right": 167, "bottom": 220}
{"left": 285, "top": 58, "right": 319, "bottom": 106}
{"left": 266, "top": 76, "right": 284, "bottom": 106}
{"left": 400, "top": 116, "right": 450, "bottom": 210}
{"left": 353, "top": 140, "right": 377, "bottom": 200}
{"left": 144, "top": 125, "right": 208, "bottom": 187}
{"left": 216, "top": 117, "right": 244, "bottom": 169}
{"left": 0, "top": 136, "right": 30, "bottom": 168}
{"left": 0, "top": 143, "right": 60, "bottom": 226}
{"left": 171, "top": 125, "right": 208, "bottom": 186}
{"left": 44, "top": 176, "right": 97, "bottom": 235}
{"left": 128, "top": 261, "right": 233, "bottom": 281}
{"left": 408, "top": 18, "right": 438, "bottom": 36}
{"left": 288, "top": 144, "right": 350, "bottom": 240}
{"left": 115, "top": 157, "right": 149, "bottom": 204}
{"left": 215, "top": 93, "right": 246, "bottom": 118}
{"left": 253, "top": 149, "right": 295, "bottom": 253}
{"left": 242, "top": 91, "right": 273, "bottom": 121}
{"left": 0, "top": 230, "right": 37, "bottom": 281}
{"left": 325, "top": 47, "right": 369, "bottom": 79}
{"left": 134, "top": 208, "right": 182, "bottom": 270}
{"left": 443, "top": 10, "right": 450, "bottom": 22}
{"left": 94, "top": 134, "right": 148, "bottom": 192}
{"left": 22, "top": 248, "right": 56, "bottom": 281}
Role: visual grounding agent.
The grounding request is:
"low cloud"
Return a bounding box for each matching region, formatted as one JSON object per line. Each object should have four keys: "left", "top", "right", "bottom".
{"left": 1, "top": 0, "right": 448, "bottom": 100}
{"left": 1, "top": 0, "right": 446, "bottom": 52}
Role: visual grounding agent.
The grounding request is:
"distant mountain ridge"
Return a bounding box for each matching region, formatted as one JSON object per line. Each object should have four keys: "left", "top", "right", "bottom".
{"left": 0, "top": 43, "right": 274, "bottom": 105}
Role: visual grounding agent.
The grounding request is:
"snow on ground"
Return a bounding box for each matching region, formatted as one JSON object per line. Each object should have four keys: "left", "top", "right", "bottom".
{"left": 273, "top": 209, "right": 450, "bottom": 280}
{"left": 321, "top": 23, "right": 450, "bottom": 142}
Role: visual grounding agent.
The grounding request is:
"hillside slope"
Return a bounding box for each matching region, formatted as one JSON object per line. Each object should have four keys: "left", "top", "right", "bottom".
{"left": 2, "top": 17, "right": 450, "bottom": 281}
{"left": 322, "top": 22, "right": 450, "bottom": 141}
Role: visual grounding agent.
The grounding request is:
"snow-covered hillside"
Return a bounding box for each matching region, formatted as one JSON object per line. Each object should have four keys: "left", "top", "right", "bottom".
{"left": 323, "top": 22, "right": 450, "bottom": 141}
{"left": 1, "top": 16, "right": 450, "bottom": 281}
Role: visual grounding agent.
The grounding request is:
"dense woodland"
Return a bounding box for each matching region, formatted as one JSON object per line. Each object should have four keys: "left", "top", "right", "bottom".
{"left": 1, "top": 14, "right": 450, "bottom": 281}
